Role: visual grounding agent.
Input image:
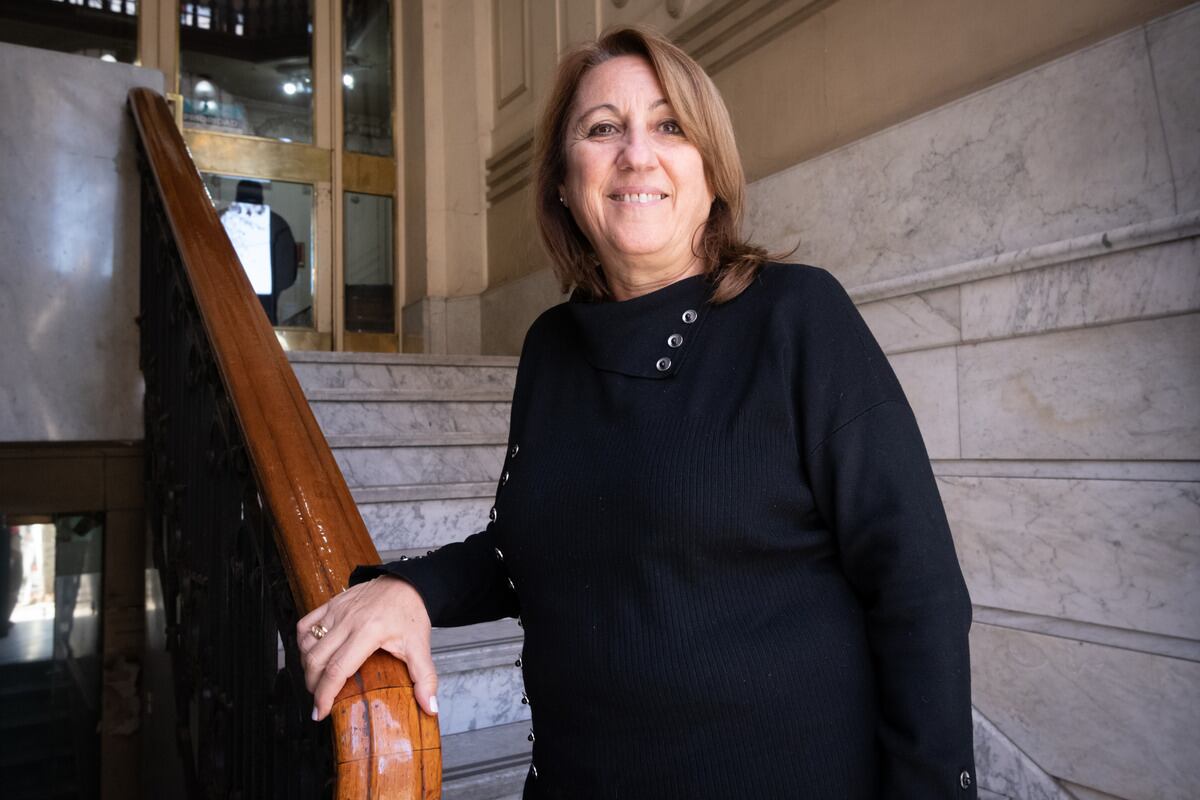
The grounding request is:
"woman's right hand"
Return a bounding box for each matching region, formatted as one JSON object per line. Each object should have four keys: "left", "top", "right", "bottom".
{"left": 297, "top": 574, "right": 439, "bottom": 721}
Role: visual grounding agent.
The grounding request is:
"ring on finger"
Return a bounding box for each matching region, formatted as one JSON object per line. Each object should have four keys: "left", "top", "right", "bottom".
{"left": 311, "top": 623, "right": 329, "bottom": 640}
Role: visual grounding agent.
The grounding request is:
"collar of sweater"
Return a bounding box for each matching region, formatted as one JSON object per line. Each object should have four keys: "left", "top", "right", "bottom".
{"left": 565, "top": 273, "right": 712, "bottom": 379}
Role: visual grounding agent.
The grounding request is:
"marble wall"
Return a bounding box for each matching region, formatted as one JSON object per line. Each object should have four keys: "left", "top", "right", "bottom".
{"left": 0, "top": 43, "right": 162, "bottom": 442}
{"left": 745, "top": 5, "right": 1200, "bottom": 799}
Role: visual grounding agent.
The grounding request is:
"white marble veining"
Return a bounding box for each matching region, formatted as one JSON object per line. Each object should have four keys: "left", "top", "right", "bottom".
{"left": 970, "top": 623, "right": 1200, "bottom": 800}
{"left": 943, "top": 474, "right": 1200, "bottom": 639}
{"left": 1058, "top": 779, "right": 1127, "bottom": 800}
{"left": 311, "top": 400, "right": 512, "bottom": 436}
{"left": 886, "top": 347, "right": 959, "bottom": 460}
{"left": 746, "top": 18, "right": 1177, "bottom": 290}
{"left": 361, "top": 496, "right": 494, "bottom": 552}
{"left": 292, "top": 360, "right": 517, "bottom": 393}
{"left": 0, "top": 43, "right": 162, "bottom": 441}
{"left": 859, "top": 285, "right": 961, "bottom": 353}
{"left": 333, "top": 444, "right": 506, "bottom": 488}
{"left": 1147, "top": 5, "right": 1200, "bottom": 215}
{"left": 436, "top": 664, "right": 530, "bottom": 736}
{"left": 961, "top": 236, "right": 1200, "bottom": 342}
{"left": 973, "top": 708, "right": 1072, "bottom": 800}
{"left": 958, "top": 313, "right": 1200, "bottom": 460}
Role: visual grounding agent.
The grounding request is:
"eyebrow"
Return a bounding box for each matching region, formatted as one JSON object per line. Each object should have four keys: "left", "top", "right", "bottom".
{"left": 573, "top": 98, "right": 670, "bottom": 125}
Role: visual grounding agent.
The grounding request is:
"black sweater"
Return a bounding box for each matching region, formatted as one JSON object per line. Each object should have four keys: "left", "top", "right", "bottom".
{"left": 351, "top": 263, "right": 977, "bottom": 799}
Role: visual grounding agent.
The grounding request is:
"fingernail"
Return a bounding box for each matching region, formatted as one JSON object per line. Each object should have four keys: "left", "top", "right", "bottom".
{"left": 311, "top": 706, "right": 319, "bottom": 721}
{"left": 429, "top": 695, "right": 439, "bottom": 715}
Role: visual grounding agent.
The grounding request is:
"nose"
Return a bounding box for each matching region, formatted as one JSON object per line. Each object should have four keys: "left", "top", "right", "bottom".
{"left": 617, "top": 126, "right": 656, "bottom": 171}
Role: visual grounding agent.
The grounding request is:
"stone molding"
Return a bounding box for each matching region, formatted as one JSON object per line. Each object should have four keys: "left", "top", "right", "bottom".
{"left": 846, "top": 210, "right": 1200, "bottom": 304}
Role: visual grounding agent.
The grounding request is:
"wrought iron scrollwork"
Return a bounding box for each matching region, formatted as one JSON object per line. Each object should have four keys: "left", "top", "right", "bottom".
{"left": 137, "top": 145, "right": 333, "bottom": 799}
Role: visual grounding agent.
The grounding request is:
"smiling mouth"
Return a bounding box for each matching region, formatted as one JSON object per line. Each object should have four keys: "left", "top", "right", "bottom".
{"left": 609, "top": 193, "right": 668, "bottom": 203}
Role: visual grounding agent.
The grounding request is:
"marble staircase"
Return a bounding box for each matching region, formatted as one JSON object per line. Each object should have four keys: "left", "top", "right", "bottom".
{"left": 289, "top": 351, "right": 530, "bottom": 800}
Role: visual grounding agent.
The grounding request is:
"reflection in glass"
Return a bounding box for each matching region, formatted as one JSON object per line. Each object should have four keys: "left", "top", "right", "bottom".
{"left": 0, "top": 0, "right": 138, "bottom": 64}
{"left": 1, "top": 514, "right": 104, "bottom": 796}
{"left": 181, "top": 1, "right": 314, "bottom": 142}
{"left": 344, "top": 192, "right": 394, "bottom": 333}
{"left": 343, "top": 0, "right": 392, "bottom": 156}
{"left": 206, "top": 174, "right": 315, "bottom": 328}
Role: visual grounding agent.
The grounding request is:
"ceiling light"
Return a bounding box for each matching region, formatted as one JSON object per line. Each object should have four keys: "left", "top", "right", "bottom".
{"left": 343, "top": 73, "right": 355, "bottom": 89}
{"left": 100, "top": 53, "right": 117, "bottom": 63}
{"left": 283, "top": 82, "right": 298, "bottom": 96}
{"left": 195, "top": 79, "right": 214, "bottom": 95}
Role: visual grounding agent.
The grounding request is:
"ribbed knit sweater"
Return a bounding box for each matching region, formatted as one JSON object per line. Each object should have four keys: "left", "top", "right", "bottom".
{"left": 351, "top": 263, "right": 977, "bottom": 799}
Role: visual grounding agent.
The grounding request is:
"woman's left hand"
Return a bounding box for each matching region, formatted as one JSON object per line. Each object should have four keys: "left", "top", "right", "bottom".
{"left": 296, "top": 575, "right": 438, "bottom": 721}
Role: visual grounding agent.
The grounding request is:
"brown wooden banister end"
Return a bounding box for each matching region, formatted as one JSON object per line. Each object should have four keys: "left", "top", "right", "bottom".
{"left": 331, "top": 656, "right": 442, "bottom": 799}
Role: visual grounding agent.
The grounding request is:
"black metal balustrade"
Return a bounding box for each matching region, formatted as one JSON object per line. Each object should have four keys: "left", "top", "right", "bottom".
{"left": 137, "top": 152, "right": 333, "bottom": 800}
{"left": 129, "top": 86, "right": 438, "bottom": 800}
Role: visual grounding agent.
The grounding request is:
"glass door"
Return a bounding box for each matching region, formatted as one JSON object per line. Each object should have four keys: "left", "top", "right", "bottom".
{"left": 173, "top": 0, "right": 403, "bottom": 352}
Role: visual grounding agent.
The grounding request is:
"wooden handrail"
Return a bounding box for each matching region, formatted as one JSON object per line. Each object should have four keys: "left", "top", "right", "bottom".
{"left": 128, "top": 87, "right": 440, "bottom": 798}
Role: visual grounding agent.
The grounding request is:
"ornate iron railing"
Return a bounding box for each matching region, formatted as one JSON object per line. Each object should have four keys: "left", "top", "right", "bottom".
{"left": 130, "top": 87, "right": 440, "bottom": 799}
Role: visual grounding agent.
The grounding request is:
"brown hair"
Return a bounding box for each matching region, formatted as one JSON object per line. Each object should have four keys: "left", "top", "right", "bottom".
{"left": 533, "top": 26, "right": 768, "bottom": 304}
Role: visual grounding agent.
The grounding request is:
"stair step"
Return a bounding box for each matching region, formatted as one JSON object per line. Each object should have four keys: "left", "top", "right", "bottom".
{"left": 352, "top": 481, "right": 495, "bottom": 503}
{"left": 332, "top": 441, "right": 505, "bottom": 489}
{"left": 327, "top": 432, "right": 508, "bottom": 448}
{"left": 307, "top": 388, "right": 513, "bottom": 403}
{"left": 288, "top": 352, "right": 518, "bottom": 394}
{"left": 431, "top": 619, "right": 527, "bottom": 737}
{"left": 360, "top": 495, "right": 493, "bottom": 553}
{"left": 442, "top": 720, "right": 533, "bottom": 800}
{"left": 311, "top": 396, "right": 512, "bottom": 436}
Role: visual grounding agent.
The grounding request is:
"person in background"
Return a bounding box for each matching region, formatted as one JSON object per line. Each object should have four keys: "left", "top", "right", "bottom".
{"left": 225, "top": 179, "right": 299, "bottom": 325}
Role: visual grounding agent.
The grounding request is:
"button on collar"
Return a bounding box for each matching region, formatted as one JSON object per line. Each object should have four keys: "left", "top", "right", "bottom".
{"left": 959, "top": 770, "right": 972, "bottom": 790}
{"left": 566, "top": 273, "right": 711, "bottom": 379}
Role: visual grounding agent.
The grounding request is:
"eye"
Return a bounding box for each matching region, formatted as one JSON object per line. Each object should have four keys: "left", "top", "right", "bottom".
{"left": 659, "top": 119, "right": 684, "bottom": 136}
{"left": 587, "top": 122, "right": 619, "bottom": 137}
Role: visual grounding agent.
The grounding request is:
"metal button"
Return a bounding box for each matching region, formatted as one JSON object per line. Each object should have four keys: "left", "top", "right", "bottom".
{"left": 530, "top": 764, "right": 538, "bottom": 779}
{"left": 959, "top": 770, "right": 972, "bottom": 790}
{"left": 489, "top": 507, "right": 498, "bottom": 523}
{"left": 514, "top": 654, "right": 523, "bottom": 667}
{"left": 682, "top": 309, "right": 698, "bottom": 323}
{"left": 398, "top": 555, "right": 410, "bottom": 561}
{"left": 527, "top": 728, "right": 536, "bottom": 743}
{"left": 507, "top": 577, "right": 516, "bottom": 592}
{"left": 501, "top": 470, "right": 510, "bottom": 486}
{"left": 493, "top": 547, "right": 504, "bottom": 562}
{"left": 667, "top": 333, "right": 683, "bottom": 348}
{"left": 509, "top": 443, "right": 520, "bottom": 457}
{"left": 521, "top": 692, "right": 529, "bottom": 705}
{"left": 517, "top": 617, "right": 524, "bottom": 627}
{"left": 655, "top": 357, "right": 672, "bottom": 372}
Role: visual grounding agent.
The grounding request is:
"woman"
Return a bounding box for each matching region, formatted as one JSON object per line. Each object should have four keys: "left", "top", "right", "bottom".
{"left": 300, "top": 26, "right": 977, "bottom": 799}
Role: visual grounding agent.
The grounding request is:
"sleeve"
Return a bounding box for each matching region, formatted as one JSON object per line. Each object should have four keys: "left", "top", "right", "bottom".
{"left": 349, "top": 530, "right": 519, "bottom": 628}
{"left": 799, "top": 269, "right": 977, "bottom": 798}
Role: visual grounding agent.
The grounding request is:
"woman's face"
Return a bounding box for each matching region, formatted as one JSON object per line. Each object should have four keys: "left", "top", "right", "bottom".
{"left": 559, "top": 55, "right": 714, "bottom": 279}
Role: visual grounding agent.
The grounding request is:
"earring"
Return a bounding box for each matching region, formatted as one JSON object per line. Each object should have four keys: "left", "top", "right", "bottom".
{"left": 559, "top": 195, "right": 567, "bottom": 208}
